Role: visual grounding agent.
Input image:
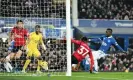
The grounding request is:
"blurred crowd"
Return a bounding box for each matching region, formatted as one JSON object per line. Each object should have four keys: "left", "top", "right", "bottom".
{"left": 1, "top": 0, "right": 133, "bottom": 20}
{"left": 98, "top": 51, "right": 133, "bottom": 71}
{"left": 0, "top": 0, "right": 66, "bottom": 18}
{"left": 0, "top": 37, "right": 133, "bottom": 72}
{"left": 78, "top": 0, "right": 133, "bottom": 20}
{"left": 0, "top": 38, "right": 67, "bottom": 72}
{"left": 80, "top": 51, "right": 133, "bottom": 72}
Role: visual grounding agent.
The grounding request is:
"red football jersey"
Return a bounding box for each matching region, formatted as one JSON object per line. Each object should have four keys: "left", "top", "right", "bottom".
{"left": 72, "top": 39, "right": 94, "bottom": 70}
{"left": 11, "top": 27, "right": 29, "bottom": 46}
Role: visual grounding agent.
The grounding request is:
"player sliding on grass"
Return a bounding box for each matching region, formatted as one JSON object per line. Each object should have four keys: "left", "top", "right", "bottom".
{"left": 88, "top": 28, "right": 125, "bottom": 73}
{"left": 71, "top": 37, "right": 94, "bottom": 73}
{"left": 22, "top": 25, "right": 48, "bottom": 73}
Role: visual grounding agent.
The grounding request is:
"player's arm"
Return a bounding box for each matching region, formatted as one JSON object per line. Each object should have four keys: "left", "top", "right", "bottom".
{"left": 24, "top": 29, "right": 29, "bottom": 41}
{"left": 40, "top": 34, "right": 46, "bottom": 51}
{"left": 24, "top": 29, "right": 29, "bottom": 47}
{"left": 71, "top": 39, "right": 82, "bottom": 45}
{"left": 25, "top": 36, "right": 30, "bottom": 46}
{"left": 88, "top": 50, "right": 94, "bottom": 72}
{"left": 24, "top": 33, "right": 31, "bottom": 51}
{"left": 88, "top": 37, "right": 103, "bottom": 43}
{"left": 112, "top": 39, "right": 125, "bottom": 52}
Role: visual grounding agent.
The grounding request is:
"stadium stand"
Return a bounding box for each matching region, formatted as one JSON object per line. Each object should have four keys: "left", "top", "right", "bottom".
{"left": 0, "top": 38, "right": 67, "bottom": 72}
{"left": 78, "top": 0, "right": 133, "bottom": 19}
{"left": 0, "top": 0, "right": 66, "bottom": 18}
{"left": 98, "top": 52, "right": 133, "bottom": 71}
{"left": 0, "top": 0, "right": 133, "bottom": 72}
{"left": 0, "top": 37, "right": 132, "bottom": 72}
{"left": 1, "top": 0, "right": 133, "bottom": 19}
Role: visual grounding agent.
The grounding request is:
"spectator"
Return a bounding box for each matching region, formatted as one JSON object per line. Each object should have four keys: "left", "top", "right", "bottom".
{"left": 117, "top": 59, "right": 124, "bottom": 71}
{"left": 124, "top": 15, "right": 129, "bottom": 20}
{"left": 0, "top": 0, "right": 66, "bottom": 18}
{"left": 94, "top": 52, "right": 133, "bottom": 72}
{"left": 78, "top": 0, "right": 133, "bottom": 20}
{"left": 25, "top": 0, "right": 33, "bottom": 8}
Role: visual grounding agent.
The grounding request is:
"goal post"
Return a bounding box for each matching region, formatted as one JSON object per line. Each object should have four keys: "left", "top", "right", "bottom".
{"left": 0, "top": 0, "right": 71, "bottom": 76}
{"left": 66, "top": 0, "right": 71, "bottom": 76}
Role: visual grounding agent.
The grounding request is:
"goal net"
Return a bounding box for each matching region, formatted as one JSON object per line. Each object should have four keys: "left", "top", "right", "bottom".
{"left": 0, "top": 0, "right": 71, "bottom": 76}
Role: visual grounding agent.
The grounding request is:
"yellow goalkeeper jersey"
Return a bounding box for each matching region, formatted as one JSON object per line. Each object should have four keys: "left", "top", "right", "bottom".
{"left": 27, "top": 32, "right": 43, "bottom": 49}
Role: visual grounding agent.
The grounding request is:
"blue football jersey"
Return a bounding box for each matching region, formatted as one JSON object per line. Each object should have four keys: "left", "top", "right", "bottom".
{"left": 8, "top": 40, "right": 15, "bottom": 51}
{"left": 91, "top": 35, "right": 124, "bottom": 53}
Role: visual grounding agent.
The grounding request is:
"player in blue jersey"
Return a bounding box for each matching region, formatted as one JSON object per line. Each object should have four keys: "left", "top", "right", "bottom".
{"left": 3, "top": 40, "right": 14, "bottom": 72}
{"left": 87, "top": 28, "right": 125, "bottom": 73}
{"left": 8, "top": 40, "right": 15, "bottom": 51}
{"left": 0, "top": 40, "right": 14, "bottom": 72}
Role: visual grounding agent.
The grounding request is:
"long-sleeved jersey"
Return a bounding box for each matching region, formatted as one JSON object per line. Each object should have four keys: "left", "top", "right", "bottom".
{"left": 72, "top": 39, "right": 94, "bottom": 70}
{"left": 90, "top": 35, "right": 124, "bottom": 53}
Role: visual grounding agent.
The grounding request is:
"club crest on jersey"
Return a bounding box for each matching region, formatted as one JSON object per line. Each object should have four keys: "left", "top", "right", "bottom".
{"left": 102, "top": 41, "right": 107, "bottom": 46}
{"left": 108, "top": 40, "right": 111, "bottom": 43}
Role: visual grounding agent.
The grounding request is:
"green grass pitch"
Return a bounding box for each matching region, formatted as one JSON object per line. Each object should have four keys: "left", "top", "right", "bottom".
{"left": 0, "top": 72, "right": 133, "bottom": 80}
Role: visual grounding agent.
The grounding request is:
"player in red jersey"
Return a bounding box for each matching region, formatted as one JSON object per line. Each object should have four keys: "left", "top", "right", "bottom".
{"left": 71, "top": 37, "right": 94, "bottom": 73}
{"left": 7, "top": 20, "right": 28, "bottom": 60}
{"left": 4, "top": 20, "right": 29, "bottom": 72}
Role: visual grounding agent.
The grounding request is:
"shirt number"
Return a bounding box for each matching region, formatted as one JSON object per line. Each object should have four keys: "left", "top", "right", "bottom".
{"left": 77, "top": 46, "right": 89, "bottom": 56}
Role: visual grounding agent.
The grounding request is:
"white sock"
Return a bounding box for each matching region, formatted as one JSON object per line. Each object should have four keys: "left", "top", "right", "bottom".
{"left": 94, "top": 60, "right": 98, "bottom": 72}
{"left": 4, "top": 63, "right": 10, "bottom": 72}
{"left": 6, "top": 62, "right": 13, "bottom": 71}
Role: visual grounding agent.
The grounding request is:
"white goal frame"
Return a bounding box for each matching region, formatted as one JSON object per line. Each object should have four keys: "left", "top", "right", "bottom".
{"left": 66, "top": 0, "right": 71, "bottom": 76}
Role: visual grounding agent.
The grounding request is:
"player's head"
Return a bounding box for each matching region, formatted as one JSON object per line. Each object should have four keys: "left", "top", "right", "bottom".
{"left": 35, "top": 25, "right": 41, "bottom": 34}
{"left": 106, "top": 28, "right": 113, "bottom": 36}
{"left": 16, "top": 20, "right": 24, "bottom": 28}
{"left": 81, "top": 36, "right": 88, "bottom": 43}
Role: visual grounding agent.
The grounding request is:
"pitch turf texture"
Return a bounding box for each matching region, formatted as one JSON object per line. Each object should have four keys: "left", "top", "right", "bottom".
{"left": 0, "top": 72, "right": 133, "bottom": 80}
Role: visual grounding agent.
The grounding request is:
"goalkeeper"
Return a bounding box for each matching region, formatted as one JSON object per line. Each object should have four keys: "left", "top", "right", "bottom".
{"left": 22, "top": 25, "right": 48, "bottom": 73}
